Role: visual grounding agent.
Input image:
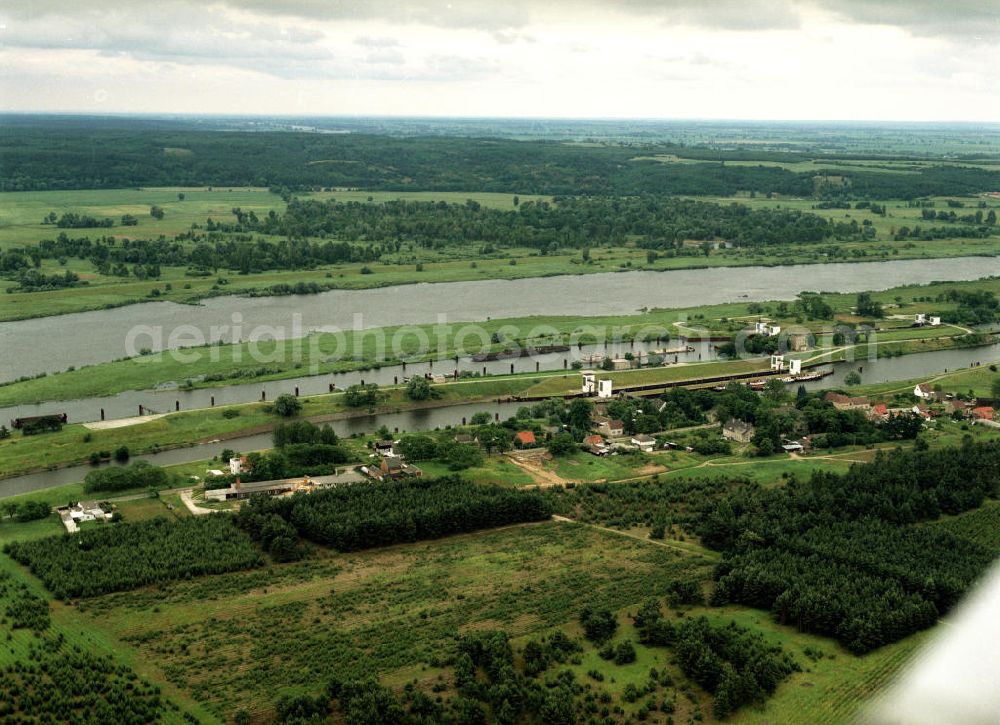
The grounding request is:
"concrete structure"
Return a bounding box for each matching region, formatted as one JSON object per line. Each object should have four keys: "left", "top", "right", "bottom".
{"left": 755, "top": 322, "right": 781, "bottom": 337}
{"left": 770, "top": 354, "right": 785, "bottom": 371}
{"left": 229, "top": 456, "right": 248, "bottom": 476}
{"left": 788, "top": 359, "right": 802, "bottom": 375}
{"left": 788, "top": 332, "right": 810, "bottom": 352}
{"left": 581, "top": 372, "right": 597, "bottom": 394}
{"left": 597, "top": 379, "right": 613, "bottom": 399}
{"left": 205, "top": 471, "right": 363, "bottom": 501}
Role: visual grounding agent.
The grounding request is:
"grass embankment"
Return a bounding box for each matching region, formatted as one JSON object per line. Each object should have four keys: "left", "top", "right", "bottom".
{"left": 0, "top": 187, "right": 996, "bottom": 322}
{"left": 0, "top": 376, "right": 543, "bottom": 479}
{"left": 3, "top": 274, "right": 996, "bottom": 408}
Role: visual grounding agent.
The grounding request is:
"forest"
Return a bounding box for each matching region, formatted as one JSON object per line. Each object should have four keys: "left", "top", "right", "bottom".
{"left": 234, "top": 475, "right": 552, "bottom": 555}
{"left": 3, "top": 121, "right": 999, "bottom": 199}
{"left": 699, "top": 440, "right": 1000, "bottom": 652}
{"left": 4, "top": 516, "right": 263, "bottom": 599}
{"left": 224, "top": 196, "right": 844, "bottom": 250}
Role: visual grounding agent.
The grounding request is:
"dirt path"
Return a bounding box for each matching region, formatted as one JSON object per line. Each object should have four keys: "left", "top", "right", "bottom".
{"left": 179, "top": 489, "right": 214, "bottom": 515}
{"left": 83, "top": 413, "right": 166, "bottom": 430}
{"left": 505, "top": 454, "right": 568, "bottom": 487}
{"left": 552, "top": 515, "right": 719, "bottom": 559}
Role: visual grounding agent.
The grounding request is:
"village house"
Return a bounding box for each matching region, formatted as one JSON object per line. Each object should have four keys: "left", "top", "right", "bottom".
{"left": 913, "top": 383, "right": 935, "bottom": 400}
{"left": 583, "top": 434, "right": 610, "bottom": 456}
{"left": 631, "top": 434, "right": 656, "bottom": 452}
{"left": 514, "top": 430, "right": 537, "bottom": 448}
{"left": 600, "top": 419, "right": 625, "bottom": 437}
{"left": 825, "top": 391, "right": 870, "bottom": 410}
{"left": 867, "top": 403, "right": 889, "bottom": 421}
{"left": 366, "top": 454, "right": 423, "bottom": 482}
{"left": 972, "top": 406, "right": 995, "bottom": 421}
{"left": 722, "top": 419, "right": 755, "bottom": 443}
{"left": 373, "top": 439, "right": 396, "bottom": 456}
{"left": 781, "top": 440, "right": 804, "bottom": 453}
{"left": 945, "top": 399, "right": 972, "bottom": 417}
{"left": 68, "top": 501, "right": 111, "bottom": 523}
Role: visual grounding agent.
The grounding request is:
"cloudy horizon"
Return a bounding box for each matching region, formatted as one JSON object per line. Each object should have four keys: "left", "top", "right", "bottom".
{"left": 1, "top": 0, "right": 997, "bottom": 122}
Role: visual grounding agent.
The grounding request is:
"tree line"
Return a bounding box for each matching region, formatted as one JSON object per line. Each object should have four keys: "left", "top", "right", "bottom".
{"left": 235, "top": 475, "right": 552, "bottom": 554}
{"left": 4, "top": 123, "right": 999, "bottom": 199}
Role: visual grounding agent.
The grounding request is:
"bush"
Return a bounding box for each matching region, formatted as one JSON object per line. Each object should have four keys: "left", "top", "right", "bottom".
{"left": 15, "top": 500, "right": 50, "bottom": 523}
{"left": 613, "top": 641, "right": 637, "bottom": 665}
{"left": 83, "top": 461, "right": 168, "bottom": 493}
{"left": 273, "top": 394, "right": 302, "bottom": 417}
{"left": 113, "top": 446, "right": 130, "bottom": 463}
{"left": 580, "top": 607, "right": 618, "bottom": 643}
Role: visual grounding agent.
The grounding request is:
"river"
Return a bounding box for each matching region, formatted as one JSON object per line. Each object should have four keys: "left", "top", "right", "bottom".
{"left": 1, "top": 256, "right": 997, "bottom": 381}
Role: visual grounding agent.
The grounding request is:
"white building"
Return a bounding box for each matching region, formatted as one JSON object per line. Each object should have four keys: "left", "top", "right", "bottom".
{"left": 581, "top": 372, "right": 597, "bottom": 394}
{"left": 770, "top": 355, "right": 785, "bottom": 371}
{"left": 929, "top": 316, "right": 941, "bottom": 326}
{"left": 597, "top": 379, "right": 613, "bottom": 399}
{"left": 631, "top": 434, "right": 656, "bottom": 452}
{"left": 755, "top": 322, "right": 781, "bottom": 337}
{"left": 788, "top": 359, "right": 802, "bottom": 375}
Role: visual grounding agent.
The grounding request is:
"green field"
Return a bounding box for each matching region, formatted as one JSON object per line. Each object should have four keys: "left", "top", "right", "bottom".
{"left": 0, "top": 187, "right": 996, "bottom": 322}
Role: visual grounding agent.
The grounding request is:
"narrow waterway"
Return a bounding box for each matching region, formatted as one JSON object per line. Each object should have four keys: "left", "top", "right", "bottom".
{"left": 0, "top": 339, "right": 716, "bottom": 424}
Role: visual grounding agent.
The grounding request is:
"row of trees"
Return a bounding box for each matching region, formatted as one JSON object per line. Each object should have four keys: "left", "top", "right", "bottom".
{"left": 235, "top": 475, "right": 552, "bottom": 553}
{"left": 4, "top": 516, "right": 262, "bottom": 599}
{"left": 699, "top": 440, "right": 1000, "bottom": 652}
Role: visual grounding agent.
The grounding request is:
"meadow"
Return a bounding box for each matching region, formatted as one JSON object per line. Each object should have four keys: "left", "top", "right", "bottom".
{"left": 0, "top": 186, "right": 996, "bottom": 322}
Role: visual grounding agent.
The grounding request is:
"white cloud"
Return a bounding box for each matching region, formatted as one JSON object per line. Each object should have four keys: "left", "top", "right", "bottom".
{"left": 0, "top": 0, "right": 996, "bottom": 120}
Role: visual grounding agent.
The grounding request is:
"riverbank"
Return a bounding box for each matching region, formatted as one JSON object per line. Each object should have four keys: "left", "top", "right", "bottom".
{"left": 3, "top": 273, "right": 998, "bottom": 406}
{"left": 3, "top": 336, "right": 998, "bottom": 483}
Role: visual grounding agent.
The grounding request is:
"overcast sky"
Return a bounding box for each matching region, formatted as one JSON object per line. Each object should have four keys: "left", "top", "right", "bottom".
{"left": 1, "top": 0, "right": 997, "bottom": 121}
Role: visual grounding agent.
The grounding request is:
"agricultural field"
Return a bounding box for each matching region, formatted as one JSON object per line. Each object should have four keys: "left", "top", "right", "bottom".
{"left": 72, "top": 522, "right": 713, "bottom": 720}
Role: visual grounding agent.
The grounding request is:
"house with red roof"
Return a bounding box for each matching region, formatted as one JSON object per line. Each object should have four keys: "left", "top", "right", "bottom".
{"left": 514, "top": 430, "right": 537, "bottom": 447}
{"left": 972, "top": 406, "right": 995, "bottom": 421}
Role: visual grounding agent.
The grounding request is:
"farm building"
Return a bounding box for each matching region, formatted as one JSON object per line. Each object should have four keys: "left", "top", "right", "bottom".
{"left": 599, "top": 419, "right": 625, "bottom": 437}
{"left": 631, "top": 434, "right": 656, "bottom": 452}
{"left": 514, "top": 430, "right": 537, "bottom": 447}
{"left": 825, "top": 392, "right": 870, "bottom": 410}
{"left": 722, "top": 419, "right": 755, "bottom": 443}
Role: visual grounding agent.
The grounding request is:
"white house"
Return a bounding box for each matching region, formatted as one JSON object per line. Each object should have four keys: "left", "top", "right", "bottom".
{"left": 915, "top": 313, "right": 927, "bottom": 325}
{"left": 788, "top": 359, "right": 802, "bottom": 375}
{"left": 597, "top": 379, "right": 613, "bottom": 399}
{"left": 631, "top": 434, "right": 656, "bottom": 452}
{"left": 770, "top": 355, "right": 785, "bottom": 371}
{"left": 581, "top": 372, "right": 597, "bottom": 394}
{"left": 755, "top": 322, "right": 781, "bottom": 337}
{"left": 929, "top": 316, "right": 941, "bottom": 326}
{"left": 914, "top": 383, "right": 934, "bottom": 399}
